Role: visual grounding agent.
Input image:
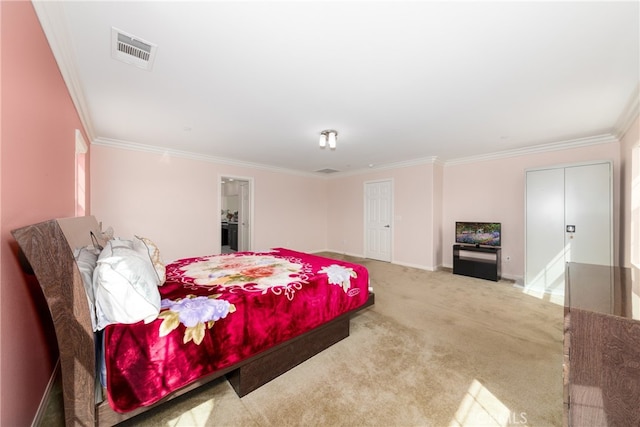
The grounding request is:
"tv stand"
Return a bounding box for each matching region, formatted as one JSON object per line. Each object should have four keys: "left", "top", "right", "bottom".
{"left": 453, "top": 244, "right": 501, "bottom": 281}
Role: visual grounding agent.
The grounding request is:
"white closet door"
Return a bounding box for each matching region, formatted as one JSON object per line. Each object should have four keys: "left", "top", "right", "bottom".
{"left": 564, "top": 162, "right": 612, "bottom": 266}
{"left": 525, "top": 168, "right": 566, "bottom": 291}
{"left": 525, "top": 161, "right": 612, "bottom": 297}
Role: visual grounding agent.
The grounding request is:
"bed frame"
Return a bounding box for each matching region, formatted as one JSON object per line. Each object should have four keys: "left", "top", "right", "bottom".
{"left": 12, "top": 216, "right": 374, "bottom": 426}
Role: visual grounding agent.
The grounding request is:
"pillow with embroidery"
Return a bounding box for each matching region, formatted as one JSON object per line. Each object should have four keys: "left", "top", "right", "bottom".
{"left": 133, "top": 235, "right": 166, "bottom": 286}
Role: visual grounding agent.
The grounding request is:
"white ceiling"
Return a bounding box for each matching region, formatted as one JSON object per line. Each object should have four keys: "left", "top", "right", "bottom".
{"left": 36, "top": 1, "right": 639, "bottom": 175}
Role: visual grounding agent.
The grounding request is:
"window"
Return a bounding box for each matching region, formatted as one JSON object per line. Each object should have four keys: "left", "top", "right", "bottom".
{"left": 75, "top": 129, "right": 87, "bottom": 216}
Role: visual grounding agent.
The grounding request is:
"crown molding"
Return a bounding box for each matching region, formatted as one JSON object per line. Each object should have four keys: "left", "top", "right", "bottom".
{"left": 94, "top": 137, "right": 443, "bottom": 179}
{"left": 444, "top": 134, "right": 619, "bottom": 167}
{"left": 614, "top": 83, "right": 640, "bottom": 139}
{"left": 381, "top": 156, "right": 442, "bottom": 170}
{"left": 95, "top": 132, "right": 620, "bottom": 179}
{"left": 32, "top": 1, "right": 95, "bottom": 141}
{"left": 92, "top": 138, "right": 325, "bottom": 179}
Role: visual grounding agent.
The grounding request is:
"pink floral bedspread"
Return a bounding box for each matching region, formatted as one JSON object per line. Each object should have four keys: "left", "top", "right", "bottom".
{"left": 104, "top": 248, "right": 370, "bottom": 413}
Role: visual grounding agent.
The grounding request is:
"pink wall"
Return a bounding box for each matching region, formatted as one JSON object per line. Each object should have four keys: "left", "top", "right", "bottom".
{"left": 327, "top": 162, "right": 439, "bottom": 269}
{"left": 620, "top": 116, "right": 640, "bottom": 267}
{"left": 92, "top": 139, "right": 624, "bottom": 280}
{"left": 442, "top": 142, "right": 621, "bottom": 281}
{"left": 0, "top": 1, "right": 90, "bottom": 425}
{"left": 91, "top": 147, "right": 444, "bottom": 272}
{"left": 324, "top": 143, "right": 621, "bottom": 278}
{"left": 431, "top": 162, "right": 444, "bottom": 267}
{"left": 90, "top": 144, "right": 329, "bottom": 262}
{"left": 251, "top": 169, "right": 328, "bottom": 252}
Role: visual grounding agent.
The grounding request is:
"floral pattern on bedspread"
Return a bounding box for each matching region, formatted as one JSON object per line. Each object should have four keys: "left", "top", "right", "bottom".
{"left": 158, "top": 295, "right": 236, "bottom": 345}
{"left": 167, "top": 252, "right": 313, "bottom": 300}
{"left": 318, "top": 264, "right": 358, "bottom": 293}
{"left": 104, "top": 248, "right": 370, "bottom": 413}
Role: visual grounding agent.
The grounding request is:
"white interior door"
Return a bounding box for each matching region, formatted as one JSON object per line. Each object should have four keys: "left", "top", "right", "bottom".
{"left": 365, "top": 180, "right": 392, "bottom": 262}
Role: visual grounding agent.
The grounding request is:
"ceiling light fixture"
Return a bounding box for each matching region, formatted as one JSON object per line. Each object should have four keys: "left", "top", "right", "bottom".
{"left": 319, "top": 130, "right": 338, "bottom": 149}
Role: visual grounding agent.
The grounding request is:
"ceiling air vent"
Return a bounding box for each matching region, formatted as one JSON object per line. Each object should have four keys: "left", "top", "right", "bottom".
{"left": 315, "top": 168, "right": 340, "bottom": 174}
{"left": 111, "top": 27, "right": 157, "bottom": 71}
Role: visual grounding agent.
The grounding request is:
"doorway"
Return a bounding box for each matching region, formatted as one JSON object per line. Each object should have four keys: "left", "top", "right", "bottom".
{"left": 364, "top": 179, "right": 393, "bottom": 262}
{"left": 220, "top": 176, "right": 253, "bottom": 253}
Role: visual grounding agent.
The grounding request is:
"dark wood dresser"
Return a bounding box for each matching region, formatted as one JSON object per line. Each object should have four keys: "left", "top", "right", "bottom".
{"left": 564, "top": 263, "right": 640, "bottom": 426}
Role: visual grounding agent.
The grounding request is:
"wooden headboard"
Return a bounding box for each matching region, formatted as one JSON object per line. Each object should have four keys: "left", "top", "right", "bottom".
{"left": 12, "top": 216, "right": 102, "bottom": 426}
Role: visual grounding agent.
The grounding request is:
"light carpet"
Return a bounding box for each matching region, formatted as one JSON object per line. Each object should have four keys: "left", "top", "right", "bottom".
{"left": 43, "top": 254, "right": 563, "bottom": 427}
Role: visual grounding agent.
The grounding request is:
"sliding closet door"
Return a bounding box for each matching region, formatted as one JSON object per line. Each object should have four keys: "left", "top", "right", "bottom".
{"left": 525, "top": 168, "right": 566, "bottom": 292}
{"left": 525, "top": 161, "right": 613, "bottom": 297}
{"left": 564, "top": 162, "right": 612, "bottom": 266}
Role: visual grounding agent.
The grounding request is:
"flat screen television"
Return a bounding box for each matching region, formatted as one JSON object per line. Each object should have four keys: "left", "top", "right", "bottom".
{"left": 455, "top": 222, "right": 501, "bottom": 247}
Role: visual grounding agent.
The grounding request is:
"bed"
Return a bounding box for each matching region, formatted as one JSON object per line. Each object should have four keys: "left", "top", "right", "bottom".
{"left": 12, "top": 216, "right": 374, "bottom": 426}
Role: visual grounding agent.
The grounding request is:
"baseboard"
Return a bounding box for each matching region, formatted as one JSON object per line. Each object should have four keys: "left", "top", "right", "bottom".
{"left": 520, "top": 283, "right": 565, "bottom": 297}
{"left": 319, "top": 249, "right": 366, "bottom": 259}
{"left": 31, "top": 358, "right": 60, "bottom": 427}
{"left": 321, "top": 250, "right": 440, "bottom": 272}
{"left": 392, "top": 260, "right": 437, "bottom": 271}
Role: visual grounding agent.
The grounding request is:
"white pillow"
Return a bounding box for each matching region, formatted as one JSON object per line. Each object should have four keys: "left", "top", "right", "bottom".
{"left": 93, "top": 239, "right": 161, "bottom": 330}
{"left": 133, "top": 235, "right": 166, "bottom": 286}
{"left": 74, "top": 246, "right": 100, "bottom": 331}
